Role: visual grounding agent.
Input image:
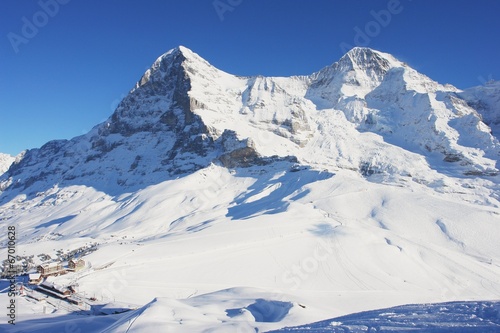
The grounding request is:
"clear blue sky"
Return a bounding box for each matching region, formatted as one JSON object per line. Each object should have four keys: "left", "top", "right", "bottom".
{"left": 1, "top": 0, "right": 499, "bottom": 156}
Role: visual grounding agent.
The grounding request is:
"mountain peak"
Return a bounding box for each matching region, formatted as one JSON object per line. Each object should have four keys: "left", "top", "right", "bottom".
{"left": 176, "top": 45, "right": 195, "bottom": 56}
{"left": 309, "top": 47, "right": 405, "bottom": 91}
{"left": 163, "top": 45, "right": 198, "bottom": 60}
{"left": 160, "top": 45, "right": 210, "bottom": 67}
{"left": 308, "top": 47, "right": 404, "bottom": 104}
{"left": 345, "top": 46, "right": 377, "bottom": 56}
{"left": 340, "top": 47, "right": 402, "bottom": 72}
{"left": 134, "top": 45, "right": 212, "bottom": 91}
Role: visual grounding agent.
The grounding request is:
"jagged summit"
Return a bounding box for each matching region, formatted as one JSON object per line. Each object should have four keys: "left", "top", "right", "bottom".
{"left": 341, "top": 47, "right": 402, "bottom": 70}
{"left": 307, "top": 47, "right": 403, "bottom": 108}
{"left": 310, "top": 47, "right": 402, "bottom": 81}
{"left": 134, "top": 45, "right": 211, "bottom": 91}
{"left": 150, "top": 45, "right": 202, "bottom": 64}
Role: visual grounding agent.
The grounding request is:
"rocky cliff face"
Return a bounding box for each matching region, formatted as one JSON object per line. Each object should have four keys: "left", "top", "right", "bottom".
{"left": 1, "top": 46, "right": 499, "bottom": 199}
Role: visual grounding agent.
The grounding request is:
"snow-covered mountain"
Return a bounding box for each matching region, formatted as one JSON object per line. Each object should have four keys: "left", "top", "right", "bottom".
{"left": 1, "top": 46, "right": 500, "bottom": 332}
{"left": 2, "top": 46, "right": 499, "bottom": 198}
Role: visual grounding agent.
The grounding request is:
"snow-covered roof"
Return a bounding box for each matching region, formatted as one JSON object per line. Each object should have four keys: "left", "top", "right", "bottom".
{"left": 40, "top": 280, "right": 70, "bottom": 293}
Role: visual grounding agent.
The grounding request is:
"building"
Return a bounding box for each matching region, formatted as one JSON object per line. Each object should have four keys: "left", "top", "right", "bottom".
{"left": 68, "top": 258, "right": 85, "bottom": 272}
{"left": 37, "top": 262, "right": 65, "bottom": 277}
{"left": 28, "top": 273, "right": 43, "bottom": 285}
{"left": 37, "top": 281, "right": 73, "bottom": 298}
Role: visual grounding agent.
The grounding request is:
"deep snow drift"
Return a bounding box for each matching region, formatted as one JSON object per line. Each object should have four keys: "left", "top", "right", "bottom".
{"left": 1, "top": 46, "right": 499, "bottom": 332}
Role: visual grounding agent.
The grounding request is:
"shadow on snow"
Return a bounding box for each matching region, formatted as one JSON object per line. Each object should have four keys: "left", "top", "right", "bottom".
{"left": 226, "top": 167, "right": 333, "bottom": 220}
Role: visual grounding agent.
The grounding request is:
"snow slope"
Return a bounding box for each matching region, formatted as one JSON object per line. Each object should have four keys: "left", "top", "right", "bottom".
{"left": 1, "top": 46, "right": 500, "bottom": 332}
{"left": 3, "top": 164, "right": 500, "bottom": 332}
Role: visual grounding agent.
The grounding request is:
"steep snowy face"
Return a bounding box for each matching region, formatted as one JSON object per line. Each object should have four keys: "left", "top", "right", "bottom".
{"left": 0, "top": 153, "right": 15, "bottom": 175}
{"left": 94, "top": 46, "right": 219, "bottom": 176}
{"left": 303, "top": 48, "right": 499, "bottom": 177}
{"left": 307, "top": 47, "right": 401, "bottom": 110}
{"left": 460, "top": 81, "right": 500, "bottom": 138}
{"left": 364, "top": 70, "right": 499, "bottom": 175}
{"left": 185, "top": 46, "right": 500, "bottom": 185}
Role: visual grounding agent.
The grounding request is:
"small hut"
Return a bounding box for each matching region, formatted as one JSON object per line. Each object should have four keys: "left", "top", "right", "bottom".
{"left": 28, "top": 273, "right": 43, "bottom": 285}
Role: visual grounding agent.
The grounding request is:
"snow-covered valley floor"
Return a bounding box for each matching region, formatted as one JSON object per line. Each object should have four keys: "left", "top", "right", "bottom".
{"left": 1, "top": 164, "right": 500, "bottom": 332}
